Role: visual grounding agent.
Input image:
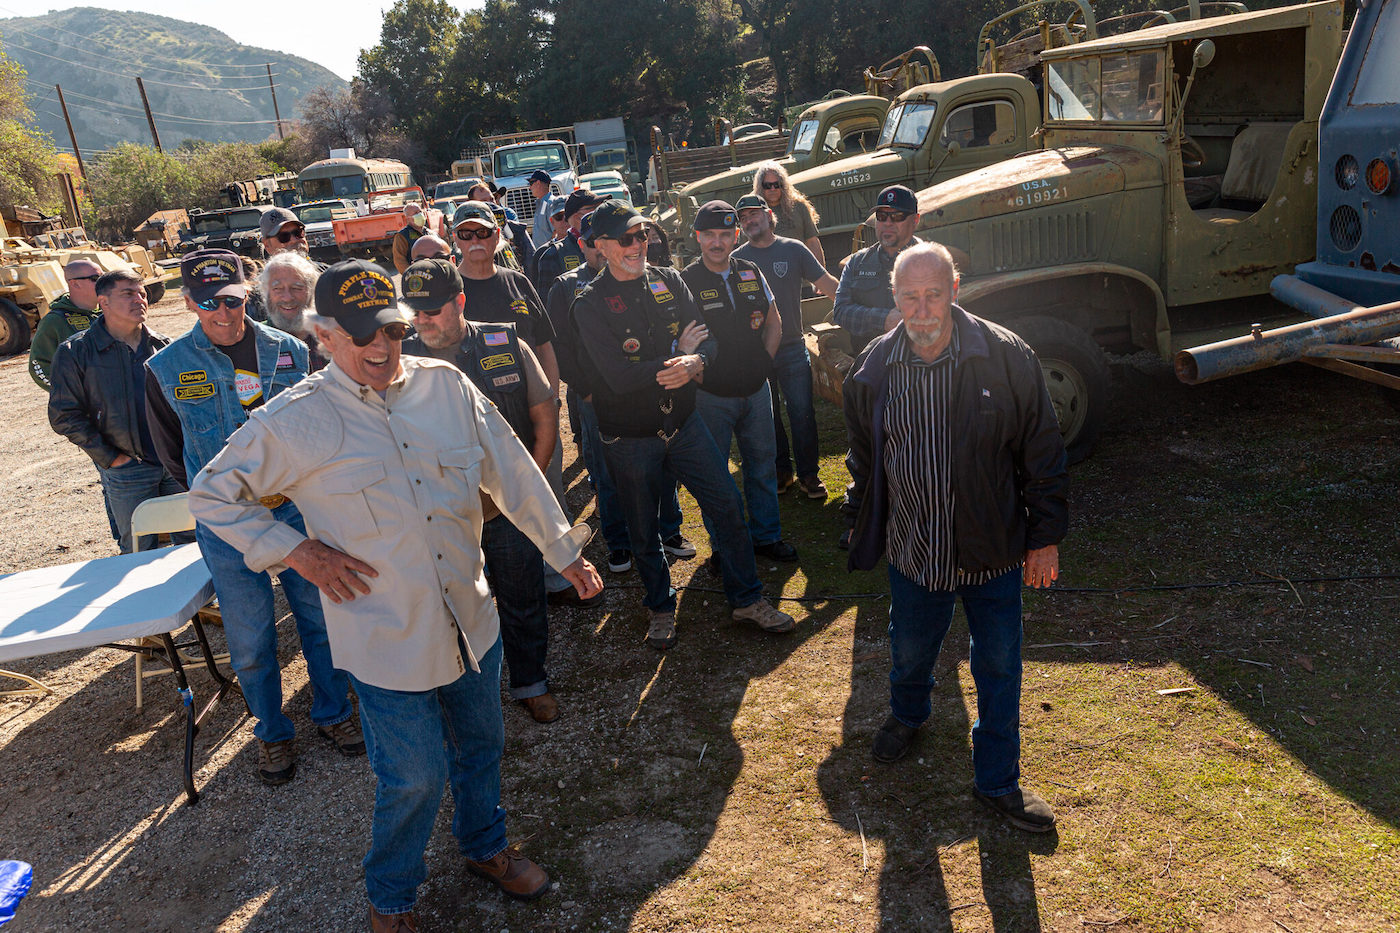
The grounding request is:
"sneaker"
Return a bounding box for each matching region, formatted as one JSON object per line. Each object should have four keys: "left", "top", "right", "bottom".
{"left": 872, "top": 714, "right": 918, "bottom": 763}
{"left": 662, "top": 534, "right": 696, "bottom": 559}
{"left": 547, "top": 587, "right": 604, "bottom": 609}
{"left": 318, "top": 717, "right": 366, "bottom": 756}
{"left": 607, "top": 549, "right": 633, "bottom": 573}
{"left": 776, "top": 470, "right": 796, "bottom": 494}
{"left": 974, "top": 787, "right": 1057, "bottom": 833}
{"left": 369, "top": 906, "right": 420, "bottom": 932}
{"left": 753, "top": 539, "right": 799, "bottom": 562}
{"left": 731, "top": 598, "right": 795, "bottom": 634}
{"left": 464, "top": 847, "right": 550, "bottom": 900}
{"left": 257, "top": 738, "right": 296, "bottom": 786}
{"left": 646, "top": 610, "right": 677, "bottom": 650}
{"left": 798, "top": 474, "right": 828, "bottom": 499}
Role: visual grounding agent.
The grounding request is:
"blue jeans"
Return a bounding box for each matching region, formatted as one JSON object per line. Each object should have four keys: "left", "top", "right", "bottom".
{"left": 482, "top": 515, "right": 549, "bottom": 698}
{"left": 96, "top": 459, "right": 187, "bottom": 553}
{"left": 195, "top": 502, "right": 352, "bottom": 744}
{"left": 575, "top": 392, "right": 681, "bottom": 552}
{"left": 887, "top": 565, "right": 1023, "bottom": 797}
{"left": 351, "top": 638, "right": 508, "bottom": 915}
{"left": 600, "top": 413, "right": 762, "bottom": 612}
{"left": 695, "top": 383, "right": 782, "bottom": 547}
{"left": 768, "top": 341, "right": 820, "bottom": 480}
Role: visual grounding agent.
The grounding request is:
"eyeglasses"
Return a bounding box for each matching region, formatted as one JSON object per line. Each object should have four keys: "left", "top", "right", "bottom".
{"left": 604, "top": 230, "right": 647, "bottom": 248}
{"left": 275, "top": 226, "right": 306, "bottom": 243}
{"left": 195, "top": 295, "right": 246, "bottom": 311}
{"left": 411, "top": 305, "right": 444, "bottom": 318}
{"left": 351, "top": 321, "right": 413, "bottom": 346}
{"left": 456, "top": 227, "right": 496, "bottom": 240}
{"left": 68, "top": 274, "right": 102, "bottom": 283}
{"left": 874, "top": 210, "right": 911, "bottom": 223}
{"left": 761, "top": 181, "right": 783, "bottom": 190}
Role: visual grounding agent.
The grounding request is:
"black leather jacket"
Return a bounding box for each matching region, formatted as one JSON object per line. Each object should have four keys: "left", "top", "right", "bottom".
{"left": 48, "top": 316, "right": 169, "bottom": 469}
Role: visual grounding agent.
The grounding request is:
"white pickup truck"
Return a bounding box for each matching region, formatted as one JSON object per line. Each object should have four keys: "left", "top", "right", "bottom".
{"left": 491, "top": 140, "right": 578, "bottom": 223}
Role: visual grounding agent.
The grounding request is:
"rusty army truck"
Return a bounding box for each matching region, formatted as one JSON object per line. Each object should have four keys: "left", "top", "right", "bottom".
{"left": 899, "top": 0, "right": 1344, "bottom": 461}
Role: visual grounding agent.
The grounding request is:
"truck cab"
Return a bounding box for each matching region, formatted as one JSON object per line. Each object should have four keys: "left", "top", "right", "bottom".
{"left": 905, "top": 0, "right": 1343, "bottom": 459}
{"left": 491, "top": 140, "right": 577, "bottom": 221}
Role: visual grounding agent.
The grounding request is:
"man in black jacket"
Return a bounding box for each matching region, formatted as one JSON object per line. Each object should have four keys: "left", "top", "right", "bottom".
{"left": 844, "top": 242, "right": 1068, "bottom": 833}
{"left": 48, "top": 269, "right": 184, "bottom": 553}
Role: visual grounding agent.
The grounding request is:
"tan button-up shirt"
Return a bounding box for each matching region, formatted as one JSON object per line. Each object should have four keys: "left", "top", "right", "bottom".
{"left": 188, "top": 356, "right": 591, "bottom": 691}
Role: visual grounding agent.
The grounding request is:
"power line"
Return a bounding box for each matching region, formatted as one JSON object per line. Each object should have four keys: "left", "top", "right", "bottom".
{"left": 0, "top": 19, "right": 277, "bottom": 81}
{"left": 62, "top": 92, "right": 282, "bottom": 126}
{"left": 3, "top": 39, "right": 279, "bottom": 90}
{"left": 0, "top": 5, "right": 277, "bottom": 73}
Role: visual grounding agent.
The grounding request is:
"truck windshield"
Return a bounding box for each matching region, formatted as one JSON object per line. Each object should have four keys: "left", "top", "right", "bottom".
{"left": 191, "top": 215, "right": 230, "bottom": 234}
{"left": 1046, "top": 50, "right": 1166, "bottom": 124}
{"left": 1350, "top": 0, "right": 1400, "bottom": 104}
{"left": 294, "top": 204, "right": 339, "bottom": 223}
{"left": 790, "top": 119, "right": 821, "bottom": 154}
{"left": 878, "top": 102, "right": 938, "bottom": 149}
{"left": 301, "top": 173, "right": 367, "bottom": 200}
{"left": 495, "top": 146, "right": 570, "bottom": 177}
{"left": 434, "top": 179, "right": 478, "bottom": 199}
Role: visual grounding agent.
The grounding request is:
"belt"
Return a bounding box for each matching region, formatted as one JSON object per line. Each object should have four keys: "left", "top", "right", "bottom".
{"left": 259, "top": 494, "right": 288, "bottom": 510}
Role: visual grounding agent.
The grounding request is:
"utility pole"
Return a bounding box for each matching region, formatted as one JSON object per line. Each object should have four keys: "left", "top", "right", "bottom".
{"left": 136, "top": 77, "right": 162, "bottom": 151}
{"left": 54, "top": 84, "right": 87, "bottom": 180}
{"left": 266, "top": 64, "right": 284, "bottom": 139}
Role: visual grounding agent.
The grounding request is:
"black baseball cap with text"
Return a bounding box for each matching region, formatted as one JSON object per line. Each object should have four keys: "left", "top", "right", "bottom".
{"left": 563, "top": 188, "right": 606, "bottom": 219}
{"left": 588, "top": 199, "right": 646, "bottom": 242}
{"left": 400, "top": 258, "right": 463, "bottom": 312}
{"left": 181, "top": 248, "right": 246, "bottom": 303}
{"left": 313, "top": 260, "right": 410, "bottom": 341}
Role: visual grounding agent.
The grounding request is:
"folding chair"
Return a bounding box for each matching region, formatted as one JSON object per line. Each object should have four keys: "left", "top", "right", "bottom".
{"left": 130, "top": 493, "right": 228, "bottom": 708}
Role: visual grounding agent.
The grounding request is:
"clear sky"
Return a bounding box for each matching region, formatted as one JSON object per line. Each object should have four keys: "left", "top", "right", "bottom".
{"left": 12, "top": 1, "right": 476, "bottom": 81}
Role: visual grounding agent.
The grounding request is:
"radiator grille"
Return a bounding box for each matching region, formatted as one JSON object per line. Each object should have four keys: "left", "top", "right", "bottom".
{"left": 988, "top": 211, "right": 1096, "bottom": 270}
{"left": 504, "top": 183, "right": 563, "bottom": 220}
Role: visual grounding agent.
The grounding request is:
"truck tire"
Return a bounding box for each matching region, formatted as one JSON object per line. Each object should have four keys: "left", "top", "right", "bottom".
{"left": 1009, "top": 315, "right": 1109, "bottom": 464}
{"left": 145, "top": 282, "right": 167, "bottom": 305}
{"left": 0, "top": 298, "right": 31, "bottom": 356}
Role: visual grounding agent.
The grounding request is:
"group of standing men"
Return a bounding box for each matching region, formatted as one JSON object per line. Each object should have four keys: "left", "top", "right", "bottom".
{"left": 27, "top": 166, "right": 1070, "bottom": 930}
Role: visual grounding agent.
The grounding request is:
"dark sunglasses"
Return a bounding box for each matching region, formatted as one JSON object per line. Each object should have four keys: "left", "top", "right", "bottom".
{"left": 351, "top": 321, "right": 412, "bottom": 346}
{"left": 456, "top": 227, "right": 496, "bottom": 240}
{"left": 276, "top": 226, "right": 306, "bottom": 243}
{"left": 68, "top": 274, "right": 102, "bottom": 282}
{"left": 761, "top": 181, "right": 783, "bottom": 190}
{"left": 605, "top": 230, "right": 647, "bottom": 248}
{"left": 875, "top": 210, "right": 911, "bottom": 223}
{"left": 195, "top": 295, "right": 246, "bottom": 311}
{"left": 411, "top": 305, "right": 444, "bottom": 318}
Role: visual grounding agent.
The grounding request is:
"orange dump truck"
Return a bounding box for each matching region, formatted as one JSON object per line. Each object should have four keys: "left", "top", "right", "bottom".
{"left": 330, "top": 187, "right": 445, "bottom": 263}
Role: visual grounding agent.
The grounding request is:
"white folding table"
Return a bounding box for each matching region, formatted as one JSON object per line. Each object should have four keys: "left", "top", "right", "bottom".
{"left": 0, "top": 544, "right": 243, "bottom": 805}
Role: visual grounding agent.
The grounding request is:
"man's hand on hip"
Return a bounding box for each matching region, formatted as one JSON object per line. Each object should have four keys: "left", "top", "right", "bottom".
{"left": 561, "top": 557, "right": 604, "bottom": 599}
{"left": 285, "top": 539, "right": 379, "bottom": 603}
{"left": 1023, "top": 545, "right": 1059, "bottom": 589}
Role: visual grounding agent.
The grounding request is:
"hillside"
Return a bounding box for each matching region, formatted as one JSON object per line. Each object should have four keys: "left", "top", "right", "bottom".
{"left": 1, "top": 7, "right": 347, "bottom": 154}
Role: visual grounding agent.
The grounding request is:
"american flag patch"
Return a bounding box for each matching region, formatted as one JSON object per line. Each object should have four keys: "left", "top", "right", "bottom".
{"left": 738, "top": 269, "right": 757, "bottom": 281}
{"left": 484, "top": 331, "right": 509, "bottom": 346}
{"left": 649, "top": 281, "right": 669, "bottom": 294}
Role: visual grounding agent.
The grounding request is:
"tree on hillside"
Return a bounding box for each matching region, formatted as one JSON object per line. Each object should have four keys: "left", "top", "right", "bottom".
{"left": 297, "top": 84, "right": 421, "bottom": 167}
{"left": 0, "top": 39, "right": 63, "bottom": 214}
{"left": 85, "top": 143, "right": 194, "bottom": 238}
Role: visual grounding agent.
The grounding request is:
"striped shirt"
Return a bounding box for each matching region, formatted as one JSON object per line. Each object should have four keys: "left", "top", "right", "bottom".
{"left": 883, "top": 328, "right": 1020, "bottom": 591}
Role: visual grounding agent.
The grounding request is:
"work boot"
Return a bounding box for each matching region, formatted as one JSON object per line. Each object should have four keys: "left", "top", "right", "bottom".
{"left": 318, "top": 717, "right": 367, "bottom": 756}
{"left": 871, "top": 714, "right": 919, "bottom": 763}
{"left": 731, "top": 598, "right": 796, "bottom": 633}
{"left": 369, "top": 906, "right": 419, "bottom": 932}
{"left": 464, "top": 847, "right": 550, "bottom": 900}
{"left": 518, "top": 692, "right": 559, "bottom": 723}
{"left": 257, "top": 738, "right": 296, "bottom": 786}
{"left": 974, "top": 786, "right": 1057, "bottom": 833}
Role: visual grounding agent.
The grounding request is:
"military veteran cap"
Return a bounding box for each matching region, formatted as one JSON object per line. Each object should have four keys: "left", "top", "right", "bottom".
{"left": 313, "top": 259, "right": 409, "bottom": 341}
{"left": 563, "top": 188, "right": 606, "bottom": 219}
{"left": 181, "top": 248, "right": 246, "bottom": 303}
{"left": 528, "top": 169, "right": 552, "bottom": 184}
{"left": 258, "top": 206, "right": 301, "bottom": 239}
{"left": 734, "top": 194, "right": 768, "bottom": 214}
{"left": 452, "top": 200, "right": 498, "bottom": 230}
{"left": 400, "top": 258, "right": 464, "bottom": 312}
{"left": 578, "top": 211, "right": 597, "bottom": 242}
{"left": 875, "top": 184, "right": 918, "bottom": 214}
{"left": 588, "top": 199, "right": 646, "bottom": 241}
{"left": 693, "top": 200, "right": 737, "bottom": 232}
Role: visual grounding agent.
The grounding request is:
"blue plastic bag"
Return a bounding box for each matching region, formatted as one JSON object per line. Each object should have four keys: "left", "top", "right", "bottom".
{"left": 0, "top": 861, "right": 32, "bottom": 926}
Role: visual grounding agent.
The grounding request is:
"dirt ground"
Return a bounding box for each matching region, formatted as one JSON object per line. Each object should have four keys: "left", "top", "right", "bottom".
{"left": 1, "top": 296, "right": 1397, "bottom": 932}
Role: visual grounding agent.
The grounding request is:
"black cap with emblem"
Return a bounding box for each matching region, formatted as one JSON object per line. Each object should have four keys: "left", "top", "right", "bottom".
{"left": 692, "top": 200, "right": 738, "bottom": 232}
{"left": 313, "top": 259, "right": 409, "bottom": 341}
{"left": 400, "top": 258, "right": 463, "bottom": 312}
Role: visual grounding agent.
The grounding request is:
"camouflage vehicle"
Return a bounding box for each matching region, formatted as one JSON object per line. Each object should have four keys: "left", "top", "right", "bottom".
{"left": 903, "top": 0, "right": 1343, "bottom": 460}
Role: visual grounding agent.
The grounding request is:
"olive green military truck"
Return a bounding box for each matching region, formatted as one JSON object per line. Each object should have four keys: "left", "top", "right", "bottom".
{"left": 899, "top": 0, "right": 1343, "bottom": 461}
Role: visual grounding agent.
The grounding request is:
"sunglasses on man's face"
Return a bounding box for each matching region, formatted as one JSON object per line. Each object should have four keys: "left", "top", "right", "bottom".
{"left": 196, "top": 295, "right": 246, "bottom": 311}
{"left": 276, "top": 226, "right": 307, "bottom": 243}
{"left": 874, "top": 210, "right": 911, "bottom": 223}
{"left": 68, "top": 274, "right": 102, "bottom": 283}
{"left": 456, "top": 227, "right": 496, "bottom": 241}
{"left": 761, "top": 181, "right": 783, "bottom": 190}
{"left": 605, "top": 230, "right": 647, "bottom": 248}
{"left": 351, "top": 321, "right": 413, "bottom": 346}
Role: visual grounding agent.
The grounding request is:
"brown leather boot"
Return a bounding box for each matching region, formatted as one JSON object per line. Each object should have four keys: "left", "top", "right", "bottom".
{"left": 463, "top": 847, "right": 549, "bottom": 900}
{"left": 369, "top": 905, "right": 419, "bottom": 932}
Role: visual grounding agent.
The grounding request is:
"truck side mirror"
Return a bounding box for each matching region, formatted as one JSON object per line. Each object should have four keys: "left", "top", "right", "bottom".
{"left": 1192, "top": 39, "right": 1216, "bottom": 70}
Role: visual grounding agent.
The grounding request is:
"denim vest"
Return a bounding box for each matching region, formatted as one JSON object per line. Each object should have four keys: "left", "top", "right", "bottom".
{"left": 146, "top": 317, "right": 309, "bottom": 482}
